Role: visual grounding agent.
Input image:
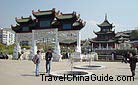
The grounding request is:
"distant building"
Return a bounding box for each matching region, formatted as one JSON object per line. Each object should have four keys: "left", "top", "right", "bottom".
{"left": 115, "top": 32, "right": 130, "bottom": 43}
{"left": 0, "top": 28, "right": 15, "bottom": 45}
{"left": 115, "top": 32, "right": 131, "bottom": 49}
{"left": 129, "top": 30, "right": 138, "bottom": 49}
{"left": 130, "top": 40, "right": 138, "bottom": 49}
{"left": 91, "top": 14, "right": 117, "bottom": 50}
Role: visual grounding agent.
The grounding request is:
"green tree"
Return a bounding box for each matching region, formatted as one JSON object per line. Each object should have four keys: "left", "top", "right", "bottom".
{"left": 130, "top": 30, "right": 138, "bottom": 40}
{"left": 0, "top": 43, "right": 15, "bottom": 54}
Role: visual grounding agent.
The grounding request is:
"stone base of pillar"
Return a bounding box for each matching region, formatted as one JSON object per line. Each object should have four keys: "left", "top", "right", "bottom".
{"left": 54, "top": 47, "right": 61, "bottom": 55}
{"left": 75, "top": 46, "right": 81, "bottom": 53}
{"left": 12, "top": 51, "right": 18, "bottom": 60}
{"left": 29, "top": 45, "right": 37, "bottom": 60}
{"left": 53, "top": 50, "right": 62, "bottom": 62}
{"left": 54, "top": 42, "right": 61, "bottom": 54}
{"left": 12, "top": 43, "right": 21, "bottom": 60}
{"left": 53, "top": 43, "right": 62, "bottom": 62}
{"left": 52, "top": 53, "right": 62, "bottom": 62}
{"left": 74, "top": 46, "right": 82, "bottom": 61}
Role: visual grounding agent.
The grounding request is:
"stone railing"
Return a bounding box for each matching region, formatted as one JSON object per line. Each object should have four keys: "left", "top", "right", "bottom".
{"left": 71, "top": 52, "right": 98, "bottom": 61}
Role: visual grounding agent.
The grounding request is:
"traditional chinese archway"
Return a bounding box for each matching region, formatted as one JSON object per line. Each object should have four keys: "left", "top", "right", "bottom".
{"left": 11, "top": 8, "right": 86, "bottom": 60}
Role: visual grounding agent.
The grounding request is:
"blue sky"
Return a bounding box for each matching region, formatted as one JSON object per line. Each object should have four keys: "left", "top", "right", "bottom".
{"left": 0, "top": 0, "right": 138, "bottom": 40}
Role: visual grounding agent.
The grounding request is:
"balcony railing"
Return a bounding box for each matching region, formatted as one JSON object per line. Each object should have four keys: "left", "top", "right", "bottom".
{"left": 93, "top": 47, "right": 115, "bottom": 50}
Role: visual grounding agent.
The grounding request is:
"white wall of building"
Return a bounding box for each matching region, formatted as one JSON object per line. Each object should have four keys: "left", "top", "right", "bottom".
{"left": 0, "top": 28, "right": 15, "bottom": 45}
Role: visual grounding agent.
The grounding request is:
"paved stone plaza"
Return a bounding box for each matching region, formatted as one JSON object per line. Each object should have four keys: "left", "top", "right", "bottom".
{"left": 0, "top": 59, "right": 138, "bottom": 85}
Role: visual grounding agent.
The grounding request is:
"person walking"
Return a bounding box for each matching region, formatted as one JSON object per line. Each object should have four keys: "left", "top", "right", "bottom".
{"left": 17, "top": 52, "right": 21, "bottom": 60}
{"left": 32, "top": 50, "right": 41, "bottom": 76}
{"left": 45, "top": 49, "right": 53, "bottom": 74}
{"left": 124, "top": 51, "right": 130, "bottom": 63}
{"left": 111, "top": 52, "right": 115, "bottom": 61}
{"left": 128, "top": 53, "right": 138, "bottom": 77}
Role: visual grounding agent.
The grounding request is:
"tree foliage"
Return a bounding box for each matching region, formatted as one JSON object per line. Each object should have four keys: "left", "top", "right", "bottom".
{"left": 130, "top": 30, "right": 138, "bottom": 40}
{"left": 0, "top": 43, "right": 15, "bottom": 54}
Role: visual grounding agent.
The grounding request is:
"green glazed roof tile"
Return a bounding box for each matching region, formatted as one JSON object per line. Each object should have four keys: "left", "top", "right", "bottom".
{"left": 34, "top": 12, "right": 53, "bottom": 16}
{"left": 57, "top": 15, "right": 74, "bottom": 19}
{"left": 16, "top": 18, "right": 30, "bottom": 23}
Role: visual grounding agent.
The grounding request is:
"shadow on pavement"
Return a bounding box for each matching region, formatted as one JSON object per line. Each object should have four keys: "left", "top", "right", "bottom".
{"left": 32, "top": 71, "right": 46, "bottom": 74}
{"left": 115, "top": 74, "right": 131, "bottom": 76}
{"left": 21, "top": 74, "right": 35, "bottom": 77}
{"left": 134, "top": 77, "right": 138, "bottom": 80}
{"left": 116, "top": 68, "right": 130, "bottom": 69}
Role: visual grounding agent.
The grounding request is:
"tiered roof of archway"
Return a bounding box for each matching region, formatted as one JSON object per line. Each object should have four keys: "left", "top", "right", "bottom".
{"left": 12, "top": 8, "right": 86, "bottom": 33}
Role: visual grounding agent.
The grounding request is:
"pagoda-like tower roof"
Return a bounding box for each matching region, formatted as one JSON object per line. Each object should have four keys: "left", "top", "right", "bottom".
{"left": 15, "top": 16, "right": 33, "bottom": 24}
{"left": 97, "top": 14, "right": 114, "bottom": 28}
{"left": 32, "top": 8, "right": 56, "bottom": 17}
{"left": 91, "top": 39, "right": 116, "bottom": 43}
{"left": 94, "top": 30, "right": 115, "bottom": 35}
